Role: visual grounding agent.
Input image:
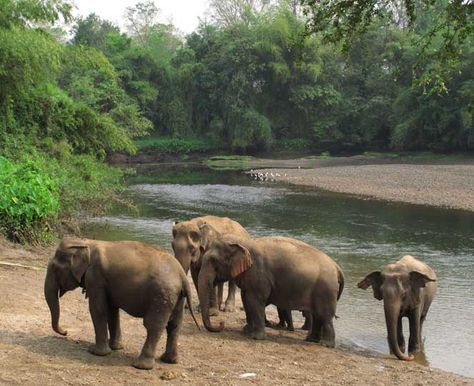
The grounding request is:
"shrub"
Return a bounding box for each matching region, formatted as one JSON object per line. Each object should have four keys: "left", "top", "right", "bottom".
{"left": 0, "top": 156, "right": 59, "bottom": 243}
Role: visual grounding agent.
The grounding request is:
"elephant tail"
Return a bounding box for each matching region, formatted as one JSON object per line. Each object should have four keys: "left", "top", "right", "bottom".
{"left": 182, "top": 275, "right": 201, "bottom": 331}
{"left": 337, "top": 266, "right": 344, "bottom": 301}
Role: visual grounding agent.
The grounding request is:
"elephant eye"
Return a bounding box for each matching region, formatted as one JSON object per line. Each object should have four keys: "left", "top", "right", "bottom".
{"left": 189, "top": 231, "right": 200, "bottom": 242}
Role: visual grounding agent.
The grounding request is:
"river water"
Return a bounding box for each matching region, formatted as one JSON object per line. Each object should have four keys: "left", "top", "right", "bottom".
{"left": 84, "top": 163, "right": 474, "bottom": 377}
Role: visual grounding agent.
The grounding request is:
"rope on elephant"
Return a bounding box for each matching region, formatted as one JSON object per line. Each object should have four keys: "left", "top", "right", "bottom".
{"left": 0, "top": 261, "right": 45, "bottom": 271}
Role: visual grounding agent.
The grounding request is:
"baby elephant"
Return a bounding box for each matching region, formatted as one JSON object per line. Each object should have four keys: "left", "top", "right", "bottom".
{"left": 358, "top": 255, "right": 437, "bottom": 361}
{"left": 44, "top": 237, "right": 199, "bottom": 370}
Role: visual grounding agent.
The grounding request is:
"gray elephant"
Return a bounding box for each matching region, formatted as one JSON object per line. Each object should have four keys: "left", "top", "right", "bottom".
{"left": 197, "top": 235, "right": 344, "bottom": 347}
{"left": 358, "top": 255, "right": 437, "bottom": 361}
{"left": 171, "top": 215, "right": 249, "bottom": 314}
{"left": 44, "top": 237, "right": 199, "bottom": 370}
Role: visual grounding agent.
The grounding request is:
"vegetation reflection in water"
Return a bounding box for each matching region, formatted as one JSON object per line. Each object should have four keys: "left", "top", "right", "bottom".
{"left": 84, "top": 164, "right": 474, "bottom": 377}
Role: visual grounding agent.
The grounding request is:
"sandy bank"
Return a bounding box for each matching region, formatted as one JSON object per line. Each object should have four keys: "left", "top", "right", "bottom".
{"left": 254, "top": 163, "right": 474, "bottom": 211}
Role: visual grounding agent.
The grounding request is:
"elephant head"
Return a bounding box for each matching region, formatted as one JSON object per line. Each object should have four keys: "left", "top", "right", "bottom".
{"left": 357, "top": 265, "right": 436, "bottom": 361}
{"left": 44, "top": 238, "right": 91, "bottom": 336}
{"left": 171, "top": 220, "right": 219, "bottom": 273}
{"left": 198, "top": 236, "right": 252, "bottom": 332}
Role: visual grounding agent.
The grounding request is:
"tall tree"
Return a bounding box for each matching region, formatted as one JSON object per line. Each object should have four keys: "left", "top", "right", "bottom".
{"left": 124, "top": 1, "right": 160, "bottom": 44}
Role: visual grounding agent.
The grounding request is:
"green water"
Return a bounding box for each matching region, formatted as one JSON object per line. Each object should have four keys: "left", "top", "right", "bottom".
{"left": 84, "top": 163, "right": 474, "bottom": 377}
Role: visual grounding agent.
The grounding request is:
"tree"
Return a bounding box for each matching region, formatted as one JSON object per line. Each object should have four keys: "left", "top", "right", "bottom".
{"left": 300, "top": 0, "right": 474, "bottom": 91}
{"left": 124, "top": 0, "right": 160, "bottom": 44}
{"left": 209, "top": 0, "right": 276, "bottom": 26}
{"left": 72, "top": 13, "right": 119, "bottom": 52}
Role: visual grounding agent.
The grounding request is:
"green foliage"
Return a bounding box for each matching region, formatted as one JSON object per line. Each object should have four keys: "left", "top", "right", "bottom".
{"left": 0, "top": 156, "right": 59, "bottom": 243}
{"left": 274, "top": 138, "right": 310, "bottom": 151}
{"left": 135, "top": 137, "right": 219, "bottom": 153}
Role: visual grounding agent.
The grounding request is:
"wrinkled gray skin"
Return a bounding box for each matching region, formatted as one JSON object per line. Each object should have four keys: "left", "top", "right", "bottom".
{"left": 172, "top": 216, "right": 249, "bottom": 315}
{"left": 44, "top": 237, "right": 199, "bottom": 370}
{"left": 358, "top": 255, "right": 437, "bottom": 361}
{"left": 198, "top": 235, "right": 344, "bottom": 347}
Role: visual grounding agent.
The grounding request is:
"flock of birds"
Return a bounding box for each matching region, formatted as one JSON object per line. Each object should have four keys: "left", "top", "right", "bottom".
{"left": 247, "top": 169, "right": 287, "bottom": 182}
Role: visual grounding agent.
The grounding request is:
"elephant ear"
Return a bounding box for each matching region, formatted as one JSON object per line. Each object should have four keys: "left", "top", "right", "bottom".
{"left": 199, "top": 223, "right": 219, "bottom": 251}
{"left": 69, "top": 245, "right": 90, "bottom": 283}
{"left": 408, "top": 271, "right": 435, "bottom": 304}
{"left": 409, "top": 271, "right": 436, "bottom": 288}
{"left": 229, "top": 243, "right": 253, "bottom": 278}
{"left": 357, "top": 271, "right": 383, "bottom": 300}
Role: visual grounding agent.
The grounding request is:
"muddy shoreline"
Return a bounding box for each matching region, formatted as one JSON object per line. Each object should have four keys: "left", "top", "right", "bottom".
{"left": 0, "top": 238, "right": 473, "bottom": 385}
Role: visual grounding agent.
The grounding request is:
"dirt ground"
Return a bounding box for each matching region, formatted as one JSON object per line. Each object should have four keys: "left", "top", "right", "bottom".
{"left": 0, "top": 239, "right": 472, "bottom": 385}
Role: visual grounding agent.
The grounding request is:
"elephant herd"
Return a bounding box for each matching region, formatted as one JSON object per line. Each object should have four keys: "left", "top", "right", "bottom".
{"left": 44, "top": 215, "right": 437, "bottom": 370}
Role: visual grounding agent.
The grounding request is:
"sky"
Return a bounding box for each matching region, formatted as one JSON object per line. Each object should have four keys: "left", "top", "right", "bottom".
{"left": 72, "top": 0, "right": 210, "bottom": 34}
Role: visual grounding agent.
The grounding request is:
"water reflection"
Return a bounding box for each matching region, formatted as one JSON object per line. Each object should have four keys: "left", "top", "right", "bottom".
{"left": 84, "top": 165, "right": 474, "bottom": 377}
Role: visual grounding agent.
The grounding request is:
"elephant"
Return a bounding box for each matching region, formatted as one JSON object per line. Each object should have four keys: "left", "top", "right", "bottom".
{"left": 197, "top": 234, "right": 344, "bottom": 347}
{"left": 171, "top": 215, "right": 249, "bottom": 315}
{"left": 44, "top": 237, "right": 199, "bottom": 370}
{"left": 357, "top": 255, "right": 437, "bottom": 361}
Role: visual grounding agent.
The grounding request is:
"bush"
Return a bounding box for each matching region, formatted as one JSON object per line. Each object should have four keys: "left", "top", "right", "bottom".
{"left": 134, "top": 137, "right": 219, "bottom": 153}
{"left": 0, "top": 156, "right": 59, "bottom": 243}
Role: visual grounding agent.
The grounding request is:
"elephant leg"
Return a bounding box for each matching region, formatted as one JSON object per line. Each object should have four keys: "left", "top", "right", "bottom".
{"left": 133, "top": 309, "right": 171, "bottom": 370}
{"left": 286, "top": 311, "right": 294, "bottom": 331}
{"left": 223, "top": 280, "right": 237, "bottom": 312}
{"left": 244, "top": 295, "right": 266, "bottom": 340}
{"left": 88, "top": 289, "right": 112, "bottom": 356}
{"left": 108, "top": 305, "right": 123, "bottom": 350}
{"left": 160, "top": 297, "right": 184, "bottom": 364}
{"left": 241, "top": 291, "right": 254, "bottom": 333}
{"left": 301, "top": 311, "right": 312, "bottom": 331}
{"left": 397, "top": 315, "right": 405, "bottom": 353}
{"left": 319, "top": 317, "right": 336, "bottom": 348}
{"left": 217, "top": 282, "right": 224, "bottom": 311}
{"left": 306, "top": 314, "right": 322, "bottom": 343}
{"left": 408, "top": 309, "right": 422, "bottom": 354}
{"left": 276, "top": 308, "right": 288, "bottom": 329}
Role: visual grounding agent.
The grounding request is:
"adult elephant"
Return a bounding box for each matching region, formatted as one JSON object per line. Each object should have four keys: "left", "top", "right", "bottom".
{"left": 198, "top": 235, "right": 344, "bottom": 347}
{"left": 358, "top": 255, "right": 437, "bottom": 361}
{"left": 172, "top": 216, "right": 249, "bottom": 314}
{"left": 44, "top": 237, "right": 199, "bottom": 370}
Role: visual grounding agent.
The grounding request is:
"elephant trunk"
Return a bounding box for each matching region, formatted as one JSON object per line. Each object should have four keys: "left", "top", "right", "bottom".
{"left": 384, "top": 300, "right": 413, "bottom": 361}
{"left": 198, "top": 262, "right": 224, "bottom": 332}
{"left": 44, "top": 264, "right": 67, "bottom": 336}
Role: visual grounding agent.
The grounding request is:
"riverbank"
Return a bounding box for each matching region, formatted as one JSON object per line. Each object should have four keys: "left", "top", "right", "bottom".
{"left": 0, "top": 238, "right": 472, "bottom": 385}
{"left": 252, "top": 157, "right": 474, "bottom": 212}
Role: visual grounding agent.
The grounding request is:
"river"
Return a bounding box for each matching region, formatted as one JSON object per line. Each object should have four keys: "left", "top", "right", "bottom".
{"left": 84, "top": 163, "right": 474, "bottom": 377}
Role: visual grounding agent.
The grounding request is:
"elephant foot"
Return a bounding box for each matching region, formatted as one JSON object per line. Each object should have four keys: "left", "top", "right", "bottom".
{"left": 265, "top": 318, "right": 279, "bottom": 328}
{"left": 408, "top": 345, "right": 421, "bottom": 354}
{"left": 305, "top": 335, "right": 320, "bottom": 343}
{"left": 223, "top": 302, "right": 236, "bottom": 313}
{"left": 243, "top": 324, "right": 253, "bottom": 334}
{"left": 160, "top": 352, "right": 178, "bottom": 364}
{"left": 132, "top": 356, "right": 155, "bottom": 370}
{"left": 319, "top": 339, "right": 335, "bottom": 348}
{"left": 109, "top": 340, "right": 124, "bottom": 350}
{"left": 88, "top": 344, "right": 112, "bottom": 356}
{"left": 287, "top": 325, "right": 295, "bottom": 332}
{"left": 399, "top": 344, "right": 406, "bottom": 354}
{"left": 250, "top": 330, "right": 266, "bottom": 340}
{"left": 209, "top": 307, "right": 219, "bottom": 317}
